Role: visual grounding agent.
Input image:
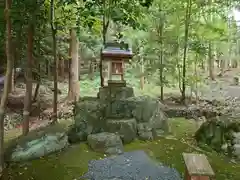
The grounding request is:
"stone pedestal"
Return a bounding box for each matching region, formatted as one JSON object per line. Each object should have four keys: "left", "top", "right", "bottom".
{"left": 108, "top": 80, "right": 126, "bottom": 87}
{"left": 70, "top": 86, "right": 169, "bottom": 147}
{"left": 98, "top": 86, "right": 134, "bottom": 118}
{"left": 98, "top": 86, "right": 134, "bottom": 102}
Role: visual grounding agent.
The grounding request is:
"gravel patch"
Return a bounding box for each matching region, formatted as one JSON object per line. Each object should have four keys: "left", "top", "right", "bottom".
{"left": 80, "top": 150, "right": 182, "bottom": 180}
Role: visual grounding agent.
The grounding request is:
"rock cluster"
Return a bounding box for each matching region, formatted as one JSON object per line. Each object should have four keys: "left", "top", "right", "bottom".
{"left": 6, "top": 87, "right": 169, "bottom": 161}
{"left": 195, "top": 115, "right": 240, "bottom": 158}
{"left": 165, "top": 103, "right": 227, "bottom": 119}
{"left": 68, "top": 86, "right": 169, "bottom": 155}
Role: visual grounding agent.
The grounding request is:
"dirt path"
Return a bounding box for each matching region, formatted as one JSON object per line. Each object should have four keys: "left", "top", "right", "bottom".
{"left": 198, "top": 70, "right": 240, "bottom": 102}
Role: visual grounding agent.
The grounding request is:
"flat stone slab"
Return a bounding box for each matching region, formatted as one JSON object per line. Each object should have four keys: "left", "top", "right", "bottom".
{"left": 80, "top": 150, "right": 182, "bottom": 180}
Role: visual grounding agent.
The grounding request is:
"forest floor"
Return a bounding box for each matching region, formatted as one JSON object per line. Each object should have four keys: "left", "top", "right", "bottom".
{"left": 1, "top": 68, "right": 240, "bottom": 179}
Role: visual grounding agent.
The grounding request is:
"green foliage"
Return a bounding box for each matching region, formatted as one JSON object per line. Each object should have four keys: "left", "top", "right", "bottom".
{"left": 78, "top": 0, "right": 153, "bottom": 30}
{"left": 0, "top": 0, "right": 239, "bottom": 94}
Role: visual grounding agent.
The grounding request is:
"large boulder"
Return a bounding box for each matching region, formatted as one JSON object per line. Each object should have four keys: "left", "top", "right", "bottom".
{"left": 6, "top": 124, "right": 69, "bottom": 162}
{"left": 106, "top": 118, "right": 137, "bottom": 144}
{"left": 68, "top": 98, "right": 106, "bottom": 143}
{"left": 68, "top": 121, "right": 94, "bottom": 143}
{"left": 195, "top": 115, "right": 240, "bottom": 158}
{"left": 87, "top": 132, "right": 124, "bottom": 155}
{"left": 128, "top": 96, "right": 169, "bottom": 132}
{"left": 107, "top": 96, "right": 169, "bottom": 133}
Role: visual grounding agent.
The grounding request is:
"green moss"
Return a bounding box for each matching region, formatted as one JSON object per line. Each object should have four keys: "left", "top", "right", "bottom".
{"left": 124, "top": 138, "right": 240, "bottom": 180}
{"left": 169, "top": 118, "right": 197, "bottom": 139}
{"left": 5, "top": 144, "right": 103, "bottom": 180}
{"left": 4, "top": 118, "right": 240, "bottom": 180}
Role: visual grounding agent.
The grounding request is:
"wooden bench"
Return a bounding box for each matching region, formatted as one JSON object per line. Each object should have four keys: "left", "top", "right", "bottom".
{"left": 182, "top": 153, "right": 215, "bottom": 180}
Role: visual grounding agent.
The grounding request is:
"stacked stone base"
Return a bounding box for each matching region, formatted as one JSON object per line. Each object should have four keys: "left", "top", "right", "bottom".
{"left": 68, "top": 86, "right": 169, "bottom": 155}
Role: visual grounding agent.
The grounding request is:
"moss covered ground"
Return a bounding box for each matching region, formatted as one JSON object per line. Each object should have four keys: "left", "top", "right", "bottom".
{"left": 4, "top": 118, "right": 240, "bottom": 180}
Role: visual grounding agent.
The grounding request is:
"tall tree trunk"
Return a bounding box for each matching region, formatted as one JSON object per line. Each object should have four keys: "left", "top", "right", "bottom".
{"left": 159, "top": 7, "right": 164, "bottom": 101}
{"left": 59, "top": 57, "right": 65, "bottom": 78}
{"left": 139, "top": 46, "right": 144, "bottom": 90}
{"left": 159, "top": 54, "right": 164, "bottom": 101}
{"left": 207, "top": 0, "right": 214, "bottom": 80}
{"left": 227, "top": 9, "right": 232, "bottom": 69}
{"left": 89, "top": 60, "right": 94, "bottom": 80}
{"left": 10, "top": 40, "right": 14, "bottom": 92}
{"left": 9, "top": 38, "right": 14, "bottom": 93}
{"left": 68, "top": 30, "right": 72, "bottom": 94}
{"left": 22, "top": 23, "right": 34, "bottom": 136}
{"left": 140, "top": 59, "right": 144, "bottom": 90}
{"left": 100, "top": 0, "right": 110, "bottom": 87}
{"left": 33, "top": 63, "right": 40, "bottom": 102}
{"left": 45, "top": 59, "right": 48, "bottom": 76}
{"left": 14, "top": 24, "right": 22, "bottom": 67}
{"left": 201, "top": 60, "right": 205, "bottom": 70}
{"left": 175, "top": 39, "right": 183, "bottom": 94}
{"left": 10, "top": 64, "right": 14, "bottom": 92}
{"left": 181, "top": 0, "right": 192, "bottom": 103}
{"left": 68, "top": 29, "right": 80, "bottom": 101}
{"left": 208, "top": 43, "right": 215, "bottom": 80}
{"left": 32, "top": 36, "right": 41, "bottom": 102}
{"left": 194, "top": 54, "right": 199, "bottom": 104}
{"left": 102, "top": 0, "right": 110, "bottom": 45}
{"left": 0, "top": 0, "right": 13, "bottom": 172}
{"left": 13, "top": 26, "right": 22, "bottom": 91}
{"left": 220, "top": 59, "right": 225, "bottom": 73}
{"left": 51, "top": 0, "right": 58, "bottom": 124}
{"left": 48, "top": 61, "right": 51, "bottom": 78}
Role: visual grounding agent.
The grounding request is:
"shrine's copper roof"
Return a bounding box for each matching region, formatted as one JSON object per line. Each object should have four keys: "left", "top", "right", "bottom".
{"left": 101, "top": 42, "right": 133, "bottom": 59}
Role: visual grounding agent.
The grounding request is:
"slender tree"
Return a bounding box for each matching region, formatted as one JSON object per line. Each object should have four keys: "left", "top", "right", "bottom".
{"left": 68, "top": 28, "right": 80, "bottom": 102}
{"left": 51, "top": 0, "right": 58, "bottom": 124}
{"left": 0, "top": 0, "right": 13, "bottom": 171}
{"left": 181, "top": 0, "right": 192, "bottom": 103}
{"left": 22, "top": 21, "right": 34, "bottom": 135}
